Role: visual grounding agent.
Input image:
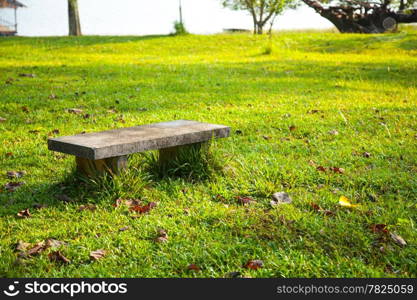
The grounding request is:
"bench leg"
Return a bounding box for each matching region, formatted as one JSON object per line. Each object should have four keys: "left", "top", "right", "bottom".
{"left": 158, "top": 142, "right": 208, "bottom": 170}
{"left": 76, "top": 156, "right": 128, "bottom": 177}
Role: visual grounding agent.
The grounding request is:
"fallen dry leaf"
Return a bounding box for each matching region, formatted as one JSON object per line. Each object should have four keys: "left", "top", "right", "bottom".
{"left": 155, "top": 229, "right": 168, "bottom": 243}
{"left": 331, "top": 167, "right": 345, "bottom": 174}
{"left": 113, "top": 198, "right": 141, "bottom": 208}
{"left": 390, "top": 232, "right": 407, "bottom": 246}
{"left": 5, "top": 182, "right": 25, "bottom": 192}
{"left": 90, "top": 249, "right": 106, "bottom": 261}
{"left": 17, "top": 208, "right": 31, "bottom": 218}
{"left": 363, "top": 152, "right": 371, "bottom": 158}
{"left": 26, "top": 241, "right": 47, "bottom": 256}
{"left": 49, "top": 251, "right": 70, "bottom": 264}
{"left": 130, "top": 202, "right": 157, "bottom": 214}
{"left": 50, "top": 129, "right": 60, "bottom": 135}
{"left": 289, "top": 125, "right": 297, "bottom": 131}
{"left": 316, "top": 166, "right": 327, "bottom": 172}
{"left": 237, "top": 196, "right": 254, "bottom": 205}
{"left": 187, "top": 264, "right": 201, "bottom": 272}
{"left": 328, "top": 129, "right": 339, "bottom": 135}
{"left": 15, "top": 241, "right": 31, "bottom": 252}
{"left": 6, "top": 171, "right": 26, "bottom": 179}
{"left": 45, "top": 239, "right": 67, "bottom": 249}
{"left": 67, "top": 108, "right": 83, "bottom": 114}
{"left": 0, "top": 117, "right": 6, "bottom": 122}
{"left": 19, "top": 73, "right": 35, "bottom": 78}
{"left": 310, "top": 202, "right": 335, "bottom": 216}
{"left": 370, "top": 224, "right": 389, "bottom": 234}
{"left": 119, "top": 226, "right": 130, "bottom": 232}
{"left": 271, "top": 192, "right": 292, "bottom": 205}
{"left": 78, "top": 204, "right": 97, "bottom": 212}
{"left": 244, "top": 259, "right": 264, "bottom": 270}
{"left": 21, "top": 106, "right": 29, "bottom": 113}
{"left": 339, "top": 196, "right": 359, "bottom": 208}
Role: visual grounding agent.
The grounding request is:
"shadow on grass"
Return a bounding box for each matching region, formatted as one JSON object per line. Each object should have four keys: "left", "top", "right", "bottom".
{"left": 0, "top": 143, "right": 228, "bottom": 216}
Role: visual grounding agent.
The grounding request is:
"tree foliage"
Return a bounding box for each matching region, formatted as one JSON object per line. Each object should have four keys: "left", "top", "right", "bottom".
{"left": 302, "top": 0, "right": 417, "bottom": 33}
{"left": 222, "top": 0, "right": 297, "bottom": 34}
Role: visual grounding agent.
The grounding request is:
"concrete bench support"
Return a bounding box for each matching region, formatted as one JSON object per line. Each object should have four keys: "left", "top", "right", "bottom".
{"left": 76, "top": 156, "right": 128, "bottom": 177}
{"left": 48, "top": 120, "right": 230, "bottom": 177}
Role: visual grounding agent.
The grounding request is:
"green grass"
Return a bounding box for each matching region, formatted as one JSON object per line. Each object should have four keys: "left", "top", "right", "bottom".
{"left": 0, "top": 30, "right": 416, "bottom": 278}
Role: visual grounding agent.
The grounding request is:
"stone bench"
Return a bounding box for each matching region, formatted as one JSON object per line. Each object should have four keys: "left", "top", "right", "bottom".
{"left": 48, "top": 120, "right": 230, "bottom": 176}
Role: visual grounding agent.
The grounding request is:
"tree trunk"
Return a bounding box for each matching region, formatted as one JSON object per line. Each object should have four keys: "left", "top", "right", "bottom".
{"left": 302, "top": 0, "right": 417, "bottom": 34}
{"left": 256, "top": 23, "right": 264, "bottom": 34}
{"left": 68, "top": 0, "right": 81, "bottom": 36}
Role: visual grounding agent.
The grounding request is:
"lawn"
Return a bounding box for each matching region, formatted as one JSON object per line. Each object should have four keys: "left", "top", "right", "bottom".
{"left": 0, "top": 30, "right": 416, "bottom": 278}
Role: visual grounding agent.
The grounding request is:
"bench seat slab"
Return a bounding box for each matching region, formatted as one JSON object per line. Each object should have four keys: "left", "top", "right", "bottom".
{"left": 48, "top": 120, "right": 230, "bottom": 160}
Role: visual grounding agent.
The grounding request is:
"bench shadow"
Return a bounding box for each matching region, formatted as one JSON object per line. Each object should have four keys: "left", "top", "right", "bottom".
{"left": 0, "top": 143, "right": 228, "bottom": 216}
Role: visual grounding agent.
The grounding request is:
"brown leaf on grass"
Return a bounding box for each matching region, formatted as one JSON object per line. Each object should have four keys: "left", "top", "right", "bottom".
{"left": 119, "top": 226, "right": 130, "bottom": 232}
{"left": 263, "top": 135, "right": 272, "bottom": 140}
{"left": 244, "top": 259, "right": 264, "bottom": 270}
{"left": 5, "top": 78, "right": 14, "bottom": 84}
{"left": 311, "top": 202, "right": 321, "bottom": 211}
{"left": 5, "top": 182, "right": 25, "bottom": 192}
{"left": 90, "top": 249, "right": 106, "bottom": 261}
{"left": 310, "top": 203, "right": 335, "bottom": 216}
{"left": 22, "top": 106, "right": 29, "bottom": 113}
{"left": 26, "top": 241, "right": 47, "bottom": 256}
{"left": 308, "top": 109, "right": 321, "bottom": 114}
{"left": 370, "top": 224, "right": 389, "bottom": 234}
{"left": 78, "top": 204, "right": 97, "bottom": 212}
{"left": 17, "top": 208, "right": 31, "bottom": 218}
{"left": 328, "top": 129, "right": 339, "bottom": 135}
{"left": 83, "top": 114, "right": 91, "bottom": 119}
{"left": 19, "top": 73, "right": 36, "bottom": 78}
{"left": 55, "top": 194, "right": 73, "bottom": 203}
{"left": 390, "top": 233, "right": 407, "bottom": 246}
{"left": 0, "top": 117, "right": 6, "bottom": 123}
{"left": 330, "top": 167, "right": 345, "bottom": 174}
{"left": 114, "top": 115, "right": 126, "bottom": 123}
{"left": 130, "top": 202, "right": 157, "bottom": 214}
{"left": 6, "top": 152, "right": 13, "bottom": 157}
{"left": 44, "top": 239, "right": 67, "bottom": 249}
{"left": 67, "top": 108, "right": 83, "bottom": 114}
{"left": 15, "top": 241, "right": 31, "bottom": 252}
{"left": 363, "top": 152, "right": 371, "bottom": 158}
{"left": 154, "top": 229, "right": 168, "bottom": 243}
{"left": 214, "top": 194, "right": 227, "bottom": 202}
{"left": 187, "top": 264, "right": 201, "bottom": 272}
{"left": 113, "top": 198, "right": 141, "bottom": 208}
{"left": 6, "top": 171, "right": 26, "bottom": 179}
{"left": 316, "top": 166, "right": 327, "bottom": 172}
{"left": 289, "top": 125, "right": 297, "bottom": 132}
{"left": 49, "top": 129, "right": 60, "bottom": 135}
{"left": 236, "top": 196, "right": 254, "bottom": 205}
{"left": 48, "top": 251, "right": 70, "bottom": 264}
